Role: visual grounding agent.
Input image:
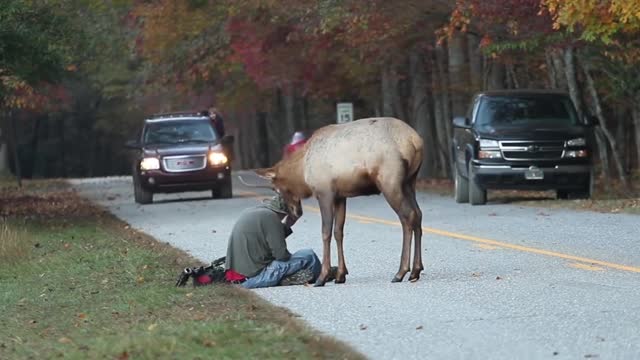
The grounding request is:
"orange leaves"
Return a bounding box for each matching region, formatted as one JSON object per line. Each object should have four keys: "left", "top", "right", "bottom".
{"left": 1, "top": 69, "right": 71, "bottom": 112}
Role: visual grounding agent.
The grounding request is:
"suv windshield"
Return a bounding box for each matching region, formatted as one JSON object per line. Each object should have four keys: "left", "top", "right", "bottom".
{"left": 476, "top": 95, "right": 579, "bottom": 128}
{"left": 143, "top": 119, "right": 217, "bottom": 145}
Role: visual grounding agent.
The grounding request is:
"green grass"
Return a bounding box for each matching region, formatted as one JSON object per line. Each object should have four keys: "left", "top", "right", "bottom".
{"left": 0, "top": 217, "right": 364, "bottom": 360}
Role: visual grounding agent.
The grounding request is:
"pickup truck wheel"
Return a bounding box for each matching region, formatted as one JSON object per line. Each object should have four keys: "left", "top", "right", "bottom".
{"left": 468, "top": 162, "right": 487, "bottom": 205}
{"left": 558, "top": 171, "right": 593, "bottom": 200}
{"left": 133, "top": 176, "right": 153, "bottom": 204}
{"left": 212, "top": 177, "right": 233, "bottom": 199}
{"left": 454, "top": 163, "right": 469, "bottom": 203}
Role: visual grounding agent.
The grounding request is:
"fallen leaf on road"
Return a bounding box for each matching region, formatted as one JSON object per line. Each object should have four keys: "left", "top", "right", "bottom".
{"left": 584, "top": 355, "right": 599, "bottom": 359}
{"left": 416, "top": 325, "right": 423, "bottom": 330}
{"left": 359, "top": 324, "right": 367, "bottom": 330}
{"left": 496, "top": 276, "right": 502, "bottom": 280}
{"left": 488, "top": 212, "right": 497, "bottom": 216}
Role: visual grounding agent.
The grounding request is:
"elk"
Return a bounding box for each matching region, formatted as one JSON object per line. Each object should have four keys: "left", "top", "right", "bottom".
{"left": 254, "top": 117, "right": 424, "bottom": 286}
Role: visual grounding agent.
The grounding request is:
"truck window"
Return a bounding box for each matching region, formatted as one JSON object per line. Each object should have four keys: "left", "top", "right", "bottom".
{"left": 477, "top": 96, "right": 579, "bottom": 127}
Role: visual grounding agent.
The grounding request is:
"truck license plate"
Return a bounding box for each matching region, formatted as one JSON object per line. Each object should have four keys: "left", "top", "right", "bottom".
{"left": 524, "top": 166, "right": 544, "bottom": 180}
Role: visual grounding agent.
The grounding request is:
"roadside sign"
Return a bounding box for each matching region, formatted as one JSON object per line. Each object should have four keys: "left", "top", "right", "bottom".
{"left": 336, "top": 102, "right": 353, "bottom": 124}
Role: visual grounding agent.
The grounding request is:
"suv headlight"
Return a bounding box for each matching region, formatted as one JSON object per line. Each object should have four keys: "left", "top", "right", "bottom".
{"left": 208, "top": 152, "right": 228, "bottom": 166}
{"left": 140, "top": 157, "right": 160, "bottom": 170}
{"left": 567, "top": 137, "right": 586, "bottom": 146}
{"left": 479, "top": 139, "right": 499, "bottom": 148}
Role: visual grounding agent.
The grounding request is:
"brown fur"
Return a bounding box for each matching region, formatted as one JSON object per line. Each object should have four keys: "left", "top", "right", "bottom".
{"left": 255, "top": 117, "right": 424, "bottom": 285}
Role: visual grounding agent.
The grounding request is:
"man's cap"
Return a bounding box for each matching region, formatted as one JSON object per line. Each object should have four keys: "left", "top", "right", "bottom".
{"left": 260, "top": 194, "right": 289, "bottom": 215}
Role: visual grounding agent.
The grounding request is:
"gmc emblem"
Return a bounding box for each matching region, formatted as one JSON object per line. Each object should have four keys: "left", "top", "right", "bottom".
{"left": 177, "top": 160, "right": 195, "bottom": 166}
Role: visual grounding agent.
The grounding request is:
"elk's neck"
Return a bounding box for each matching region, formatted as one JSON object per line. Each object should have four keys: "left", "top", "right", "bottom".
{"left": 280, "top": 151, "right": 312, "bottom": 198}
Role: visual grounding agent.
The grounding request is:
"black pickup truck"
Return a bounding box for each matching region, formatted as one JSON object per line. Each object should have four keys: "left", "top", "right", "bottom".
{"left": 451, "top": 90, "right": 596, "bottom": 205}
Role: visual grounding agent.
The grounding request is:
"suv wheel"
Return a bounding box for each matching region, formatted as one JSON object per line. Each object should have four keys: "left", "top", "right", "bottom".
{"left": 454, "top": 163, "right": 469, "bottom": 203}
{"left": 468, "top": 162, "right": 487, "bottom": 205}
{"left": 212, "top": 176, "right": 233, "bottom": 199}
{"left": 133, "top": 176, "right": 153, "bottom": 204}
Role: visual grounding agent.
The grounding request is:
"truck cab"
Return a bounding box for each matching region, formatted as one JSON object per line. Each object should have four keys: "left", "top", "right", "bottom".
{"left": 451, "top": 90, "right": 596, "bottom": 205}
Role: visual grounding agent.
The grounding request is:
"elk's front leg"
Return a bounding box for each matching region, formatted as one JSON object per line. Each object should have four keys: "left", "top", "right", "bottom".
{"left": 314, "top": 195, "right": 334, "bottom": 287}
{"left": 334, "top": 198, "right": 348, "bottom": 283}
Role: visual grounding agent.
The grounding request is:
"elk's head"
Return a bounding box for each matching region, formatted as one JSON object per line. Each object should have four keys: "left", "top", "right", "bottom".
{"left": 254, "top": 166, "right": 303, "bottom": 219}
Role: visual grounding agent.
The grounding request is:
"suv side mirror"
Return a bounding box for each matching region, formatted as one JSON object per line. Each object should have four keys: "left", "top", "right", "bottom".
{"left": 452, "top": 116, "right": 470, "bottom": 128}
{"left": 221, "top": 135, "right": 235, "bottom": 145}
{"left": 125, "top": 140, "right": 141, "bottom": 149}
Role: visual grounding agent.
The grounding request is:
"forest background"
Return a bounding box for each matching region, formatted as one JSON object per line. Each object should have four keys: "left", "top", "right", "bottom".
{"left": 1, "top": 0, "right": 639, "bottom": 189}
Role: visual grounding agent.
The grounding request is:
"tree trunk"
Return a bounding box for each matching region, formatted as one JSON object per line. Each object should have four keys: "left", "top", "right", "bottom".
{"left": 563, "top": 46, "right": 584, "bottom": 120}
{"left": 594, "top": 128, "right": 611, "bottom": 189}
{"left": 467, "top": 33, "right": 483, "bottom": 93}
{"left": 633, "top": 100, "right": 640, "bottom": 171}
{"left": 447, "top": 31, "right": 468, "bottom": 118}
{"left": 583, "top": 68, "right": 628, "bottom": 186}
{"left": 8, "top": 111, "right": 22, "bottom": 186}
{"left": 256, "top": 111, "right": 270, "bottom": 167}
{"left": 486, "top": 58, "right": 505, "bottom": 90}
{"left": 506, "top": 63, "right": 520, "bottom": 89}
{"left": 410, "top": 48, "right": 437, "bottom": 178}
{"left": 549, "top": 48, "right": 568, "bottom": 89}
{"left": 0, "top": 114, "right": 8, "bottom": 174}
{"left": 433, "top": 44, "right": 452, "bottom": 177}
{"left": 25, "top": 115, "right": 43, "bottom": 179}
{"left": 381, "top": 61, "right": 394, "bottom": 116}
{"left": 283, "top": 84, "right": 297, "bottom": 138}
{"left": 390, "top": 61, "right": 408, "bottom": 122}
{"left": 59, "top": 116, "right": 66, "bottom": 177}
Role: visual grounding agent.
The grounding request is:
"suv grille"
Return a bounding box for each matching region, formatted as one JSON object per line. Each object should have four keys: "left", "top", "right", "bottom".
{"left": 499, "top": 141, "right": 564, "bottom": 160}
{"left": 163, "top": 155, "right": 207, "bottom": 172}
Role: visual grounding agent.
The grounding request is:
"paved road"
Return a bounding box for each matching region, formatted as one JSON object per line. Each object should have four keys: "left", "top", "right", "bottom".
{"left": 70, "top": 173, "right": 640, "bottom": 360}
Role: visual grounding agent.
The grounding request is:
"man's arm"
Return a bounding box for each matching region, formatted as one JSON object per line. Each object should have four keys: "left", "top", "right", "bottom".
{"left": 264, "top": 216, "right": 291, "bottom": 261}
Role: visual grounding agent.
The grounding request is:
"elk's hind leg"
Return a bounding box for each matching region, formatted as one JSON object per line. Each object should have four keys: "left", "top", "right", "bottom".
{"left": 379, "top": 181, "right": 414, "bottom": 283}
{"left": 334, "top": 197, "right": 349, "bottom": 283}
{"left": 406, "top": 182, "right": 424, "bottom": 282}
{"left": 314, "top": 194, "right": 335, "bottom": 287}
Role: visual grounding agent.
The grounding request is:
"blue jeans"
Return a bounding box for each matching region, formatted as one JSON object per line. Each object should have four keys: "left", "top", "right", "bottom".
{"left": 242, "top": 248, "right": 321, "bottom": 289}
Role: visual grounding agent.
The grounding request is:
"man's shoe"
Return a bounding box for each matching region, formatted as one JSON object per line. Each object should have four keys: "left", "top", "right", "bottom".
{"left": 280, "top": 268, "right": 314, "bottom": 286}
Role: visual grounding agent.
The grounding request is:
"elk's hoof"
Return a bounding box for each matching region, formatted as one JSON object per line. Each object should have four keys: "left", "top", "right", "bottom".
{"left": 391, "top": 276, "right": 403, "bottom": 283}
{"left": 334, "top": 276, "right": 346, "bottom": 284}
{"left": 409, "top": 274, "right": 420, "bottom": 282}
{"left": 314, "top": 278, "right": 326, "bottom": 287}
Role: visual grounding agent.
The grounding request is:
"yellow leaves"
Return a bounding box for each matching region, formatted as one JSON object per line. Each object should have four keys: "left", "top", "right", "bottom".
{"left": 543, "top": 0, "right": 640, "bottom": 41}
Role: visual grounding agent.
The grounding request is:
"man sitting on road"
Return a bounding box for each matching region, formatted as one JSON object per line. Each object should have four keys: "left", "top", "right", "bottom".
{"left": 224, "top": 194, "right": 331, "bottom": 288}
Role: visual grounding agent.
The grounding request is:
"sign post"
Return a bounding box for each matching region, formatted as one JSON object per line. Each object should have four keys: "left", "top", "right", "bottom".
{"left": 336, "top": 102, "right": 354, "bottom": 124}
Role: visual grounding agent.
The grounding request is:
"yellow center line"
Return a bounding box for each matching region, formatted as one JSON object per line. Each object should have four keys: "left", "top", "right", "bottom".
{"left": 569, "top": 263, "right": 605, "bottom": 272}
{"left": 238, "top": 190, "right": 640, "bottom": 274}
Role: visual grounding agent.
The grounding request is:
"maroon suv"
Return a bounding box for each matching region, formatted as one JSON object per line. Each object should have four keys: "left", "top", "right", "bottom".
{"left": 125, "top": 112, "right": 234, "bottom": 204}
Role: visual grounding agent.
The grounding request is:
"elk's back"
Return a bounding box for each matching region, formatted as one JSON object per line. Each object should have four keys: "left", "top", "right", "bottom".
{"left": 303, "top": 117, "right": 423, "bottom": 195}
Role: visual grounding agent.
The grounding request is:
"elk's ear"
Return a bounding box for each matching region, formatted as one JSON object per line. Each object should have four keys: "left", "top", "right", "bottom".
{"left": 254, "top": 167, "right": 276, "bottom": 180}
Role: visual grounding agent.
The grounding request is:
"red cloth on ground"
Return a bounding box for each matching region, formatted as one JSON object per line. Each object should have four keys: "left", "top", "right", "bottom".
{"left": 225, "top": 269, "right": 246, "bottom": 282}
